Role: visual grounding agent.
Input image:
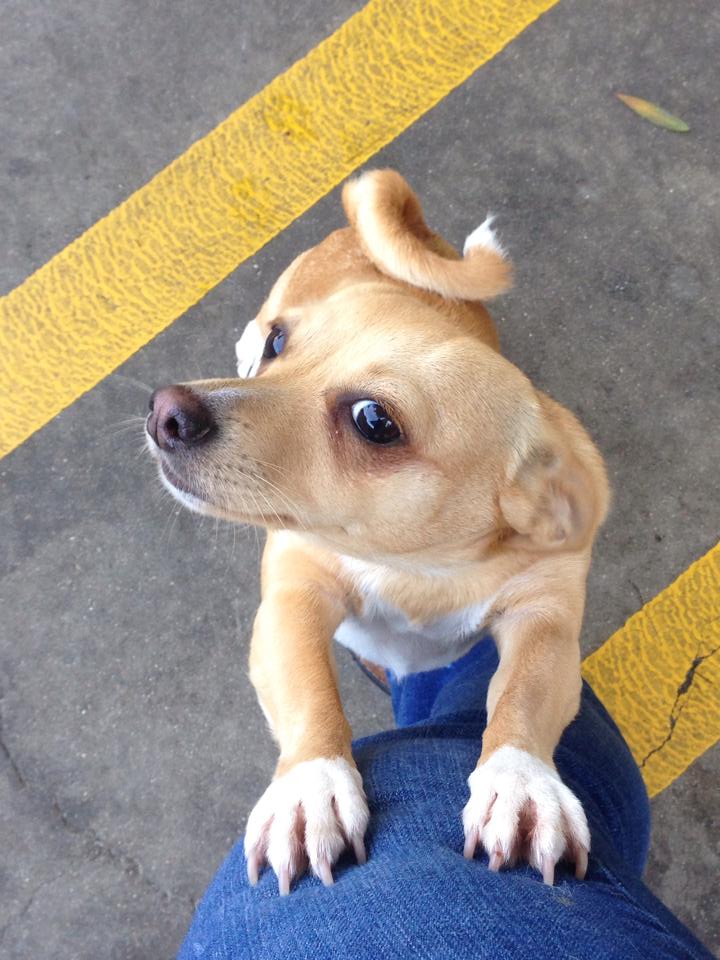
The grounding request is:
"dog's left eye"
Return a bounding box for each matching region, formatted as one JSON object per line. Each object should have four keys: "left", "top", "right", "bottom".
{"left": 351, "top": 400, "right": 402, "bottom": 445}
{"left": 262, "top": 325, "right": 287, "bottom": 360}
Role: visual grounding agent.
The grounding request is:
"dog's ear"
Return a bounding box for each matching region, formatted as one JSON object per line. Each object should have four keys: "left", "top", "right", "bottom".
{"left": 342, "top": 169, "right": 512, "bottom": 301}
{"left": 499, "top": 412, "right": 609, "bottom": 553}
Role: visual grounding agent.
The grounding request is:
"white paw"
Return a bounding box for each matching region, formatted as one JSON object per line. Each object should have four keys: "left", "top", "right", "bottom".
{"left": 244, "top": 757, "right": 369, "bottom": 895}
{"left": 462, "top": 746, "right": 590, "bottom": 885}
{"left": 235, "top": 319, "right": 264, "bottom": 378}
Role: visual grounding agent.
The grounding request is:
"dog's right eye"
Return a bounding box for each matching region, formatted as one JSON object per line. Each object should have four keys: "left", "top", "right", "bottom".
{"left": 262, "top": 325, "right": 287, "bottom": 360}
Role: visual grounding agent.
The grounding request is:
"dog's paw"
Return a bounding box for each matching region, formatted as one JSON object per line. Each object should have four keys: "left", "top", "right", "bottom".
{"left": 462, "top": 746, "right": 589, "bottom": 885}
{"left": 244, "top": 756, "right": 369, "bottom": 895}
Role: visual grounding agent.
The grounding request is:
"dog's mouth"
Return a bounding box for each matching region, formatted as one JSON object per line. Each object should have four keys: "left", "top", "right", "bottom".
{"left": 145, "top": 425, "right": 209, "bottom": 505}
{"left": 159, "top": 458, "right": 206, "bottom": 500}
{"left": 146, "top": 422, "right": 299, "bottom": 527}
{"left": 156, "top": 451, "right": 297, "bottom": 528}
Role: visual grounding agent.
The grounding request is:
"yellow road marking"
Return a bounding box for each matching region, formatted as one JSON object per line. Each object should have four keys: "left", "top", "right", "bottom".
{"left": 0, "top": 0, "right": 559, "bottom": 459}
{"left": 2, "top": 0, "right": 715, "bottom": 798}
{"left": 583, "top": 541, "right": 720, "bottom": 797}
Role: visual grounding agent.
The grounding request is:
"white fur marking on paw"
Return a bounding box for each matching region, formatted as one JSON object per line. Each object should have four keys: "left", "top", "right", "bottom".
{"left": 463, "top": 746, "right": 590, "bottom": 883}
{"left": 235, "top": 319, "right": 264, "bottom": 378}
{"left": 244, "top": 757, "right": 369, "bottom": 893}
{"left": 463, "top": 215, "right": 505, "bottom": 258}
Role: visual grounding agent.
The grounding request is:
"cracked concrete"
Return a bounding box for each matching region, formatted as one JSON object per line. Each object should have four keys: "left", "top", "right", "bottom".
{"left": 1, "top": 687, "right": 196, "bottom": 914}
{"left": 1, "top": 0, "right": 719, "bottom": 956}
{"left": 640, "top": 643, "right": 720, "bottom": 770}
{"left": 0, "top": 721, "right": 27, "bottom": 791}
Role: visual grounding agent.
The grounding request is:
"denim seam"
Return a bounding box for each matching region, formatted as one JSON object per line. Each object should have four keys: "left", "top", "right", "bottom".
{"left": 594, "top": 859, "right": 690, "bottom": 945}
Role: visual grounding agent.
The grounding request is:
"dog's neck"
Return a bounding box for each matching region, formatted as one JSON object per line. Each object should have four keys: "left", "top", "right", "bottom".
{"left": 295, "top": 524, "right": 504, "bottom": 575}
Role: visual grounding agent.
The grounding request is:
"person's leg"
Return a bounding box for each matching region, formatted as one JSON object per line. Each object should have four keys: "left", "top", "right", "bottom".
{"left": 178, "top": 638, "right": 713, "bottom": 960}
{"left": 388, "top": 636, "right": 651, "bottom": 875}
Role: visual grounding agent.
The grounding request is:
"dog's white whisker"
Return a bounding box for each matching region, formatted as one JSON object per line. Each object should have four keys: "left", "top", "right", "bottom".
{"left": 249, "top": 473, "right": 308, "bottom": 531}
{"left": 245, "top": 489, "right": 264, "bottom": 553}
{"left": 253, "top": 485, "right": 284, "bottom": 529}
{"left": 245, "top": 455, "right": 290, "bottom": 479}
{"left": 101, "top": 417, "right": 148, "bottom": 442}
{"left": 158, "top": 501, "right": 178, "bottom": 545}
{"left": 112, "top": 374, "right": 155, "bottom": 393}
{"left": 167, "top": 504, "right": 183, "bottom": 544}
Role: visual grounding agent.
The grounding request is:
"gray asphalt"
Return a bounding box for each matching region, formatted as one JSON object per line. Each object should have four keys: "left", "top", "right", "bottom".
{"left": 1, "top": 0, "right": 718, "bottom": 956}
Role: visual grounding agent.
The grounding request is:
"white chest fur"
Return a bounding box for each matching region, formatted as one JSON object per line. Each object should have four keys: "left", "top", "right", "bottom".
{"left": 334, "top": 556, "right": 493, "bottom": 677}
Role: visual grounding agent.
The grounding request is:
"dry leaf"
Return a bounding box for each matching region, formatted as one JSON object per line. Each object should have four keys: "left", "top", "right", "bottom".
{"left": 616, "top": 93, "right": 689, "bottom": 132}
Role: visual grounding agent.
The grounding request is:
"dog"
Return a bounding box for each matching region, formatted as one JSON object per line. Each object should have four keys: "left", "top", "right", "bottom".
{"left": 145, "top": 169, "right": 609, "bottom": 895}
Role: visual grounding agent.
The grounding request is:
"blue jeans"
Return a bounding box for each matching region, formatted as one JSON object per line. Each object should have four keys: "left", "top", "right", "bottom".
{"left": 178, "top": 638, "right": 712, "bottom": 959}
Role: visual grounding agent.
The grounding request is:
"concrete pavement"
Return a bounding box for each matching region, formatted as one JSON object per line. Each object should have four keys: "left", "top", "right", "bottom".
{"left": 1, "top": 0, "right": 718, "bottom": 955}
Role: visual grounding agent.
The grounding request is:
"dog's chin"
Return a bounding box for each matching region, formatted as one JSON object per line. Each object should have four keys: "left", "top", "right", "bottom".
{"left": 157, "top": 461, "right": 212, "bottom": 515}
{"left": 145, "top": 429, "right": 211, "bottom": 515}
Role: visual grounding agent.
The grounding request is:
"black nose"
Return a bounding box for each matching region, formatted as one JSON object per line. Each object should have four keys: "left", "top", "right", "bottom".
{"left": 147, "top": 385, "right": 215, "bottom": 451}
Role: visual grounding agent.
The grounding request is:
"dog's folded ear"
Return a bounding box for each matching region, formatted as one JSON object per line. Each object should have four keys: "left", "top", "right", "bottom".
{"left": 342, "top": 169, "right": 512, "bottom": 301}
{"left": 499, "top": 414, "right": 609, "bottom": 553}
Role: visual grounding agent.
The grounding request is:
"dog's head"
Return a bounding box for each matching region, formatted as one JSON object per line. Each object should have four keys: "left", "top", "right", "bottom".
{"left": 146, "top": 170, "right": 607, "bottom": 563}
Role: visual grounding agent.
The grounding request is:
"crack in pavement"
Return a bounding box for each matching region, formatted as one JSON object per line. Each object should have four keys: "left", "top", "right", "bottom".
{"left": 640, "top": 642, "right": 720, "bottom": 769}
{"left": 0, "top": 700, "right": 195, "bottom": 913}
{"left": 629, "top": 579, "right": 646, "bottom": 607}
{"left": 0, "top": 712, "right": 27, "bottom": 789}
{"left": 0, "top": 867, "right": 75, "bottom": 946}
{"left": 49, "top": 796, "right": 196, "bottom": 911}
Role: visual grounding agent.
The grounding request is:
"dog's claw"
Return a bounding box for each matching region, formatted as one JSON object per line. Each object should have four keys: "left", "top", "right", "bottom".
{"left": 463, "top": 827, "right": 478, "bottom": 860}
{"left": 353, "top": 836, "right": 367, "bottom": 865}
{"left": 489, "top": 849, "right": 504, "bottom": 872}
{"left": 317, "top": 858, "right": 334, "bottom": 887}
{"left": 463, "top": 748, "right": 591, "bottom": 889}
{"left": 244, "top": 758, "right": 369, "bottom": 897}
{"left": 247, "top": 851, "right": 261, "bottom": 886}
{"left": 542, "top": 856, "right": 555, "bottom": 886}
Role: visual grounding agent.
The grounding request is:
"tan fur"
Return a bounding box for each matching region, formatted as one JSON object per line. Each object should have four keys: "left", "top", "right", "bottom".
{"left": 343, "top": 169, "right": 512, "bottom": 301}
{"left": 148, "top": 170, "right": 609, "bottom": 875}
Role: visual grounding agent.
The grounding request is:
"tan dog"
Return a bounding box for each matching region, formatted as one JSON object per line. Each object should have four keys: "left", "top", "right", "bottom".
{"left": 146, "top": 170, "right": 609, "bottom": 895}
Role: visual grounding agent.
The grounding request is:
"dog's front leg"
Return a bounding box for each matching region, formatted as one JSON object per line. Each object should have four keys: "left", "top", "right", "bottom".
{"left": 244, "top": 538, "right": 368, "bottom": 894}
{"left": 463, "top": 591, "right": 590, "bottom": 885}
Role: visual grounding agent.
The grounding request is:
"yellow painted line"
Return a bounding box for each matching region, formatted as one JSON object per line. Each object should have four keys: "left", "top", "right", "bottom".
{"left": 2, "top": 0, "right": 715, "bottom": 801}
{"left": 583, "top": 541, "right": 720, "bottom": 797}
{"left": 0, "top": 0, "right": 560, "bottom": 459}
